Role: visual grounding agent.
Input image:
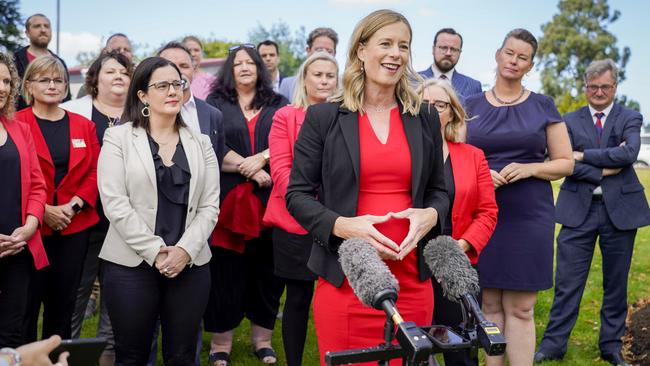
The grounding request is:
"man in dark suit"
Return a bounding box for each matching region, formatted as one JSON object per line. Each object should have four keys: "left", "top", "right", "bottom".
{"left": 418, "top": 28, "right": 481, "bottom": 104}
{"left": 257, "top": 40, "right": 283, "bottom": 93}
{"left": 13, "top": 13, "right": 71, "bottom": 110}
{"left": 535, "top": 59, "right": 650, "bottom": 366}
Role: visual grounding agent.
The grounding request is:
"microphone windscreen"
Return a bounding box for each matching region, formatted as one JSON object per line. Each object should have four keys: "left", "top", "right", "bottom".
{"left": 338, "top": 238, "right": 399, "bottom": 307}
{"left": 423, "top": 235, "right": 479, "bottom": 301}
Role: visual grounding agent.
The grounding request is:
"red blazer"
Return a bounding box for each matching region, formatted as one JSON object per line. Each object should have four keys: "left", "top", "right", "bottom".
{"left": 15, "top": 108, "right": 100, "bottom": 236}
{"left": 263, "top": 105, "right": 308, "bottom": 234}
{"left": 2, "top": 116, "right": 49, "bottom": 269}
{"left": 447, "top": 142, "right": 498, "bottom": 264}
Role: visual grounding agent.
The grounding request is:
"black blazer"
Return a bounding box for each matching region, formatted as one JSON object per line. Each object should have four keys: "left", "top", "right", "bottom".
{"left": 195, "top": 98, "right": 225, "bottom": 168}
{"left": 206, "top": 94, "right": 289, "bottom": 203}
{"left": 13, "top": 46, "right": 71, "bottom": 110}
{"left": 286, "top": 102, "right": 449, "bottom": 287}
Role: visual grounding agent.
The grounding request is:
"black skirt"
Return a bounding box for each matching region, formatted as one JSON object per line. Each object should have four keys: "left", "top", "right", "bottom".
{"left": 272, "top": 228, "right": 316, "bottom": 281}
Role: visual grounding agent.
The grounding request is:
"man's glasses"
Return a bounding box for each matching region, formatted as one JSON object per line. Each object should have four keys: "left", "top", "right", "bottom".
{"left": 229, "top": 43, "right": 256, "bottom": 54}
{"left": 436, "top": 46, "right": 461, "bottom": 55}
{"left": 423, "top": 99, "right": 451, "bottom": 113}
{"left": 31, "top": 78, "right": 66, "bottom": 87}
{"left": 585, "top": 84, "right": 616, "bottom": 93}
{"left": 147, "top": 79, "right": 187, "bottom": 92}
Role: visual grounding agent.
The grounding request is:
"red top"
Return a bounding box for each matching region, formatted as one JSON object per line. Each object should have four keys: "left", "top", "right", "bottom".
{"left": 26, "top": 50, "right": 37, "bottom": 63}
{"left": 2, "top": 116, "right": 49, "bottom": 269}
{"left": 447, "top": 142, "right": 498, "bottom": 264}
{"left": 15, "top": 107, "right": 100, "bottom": 236}
{"left": 247, "top": 112, "right": 260, "bottom": 153}
{"left": 262, "top": 105, "right": 308, "bottom": 234}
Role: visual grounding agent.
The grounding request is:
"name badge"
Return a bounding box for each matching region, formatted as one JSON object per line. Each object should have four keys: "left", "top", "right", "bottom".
{"left": 72, "top": 139, "right": 86, "bottom": 148}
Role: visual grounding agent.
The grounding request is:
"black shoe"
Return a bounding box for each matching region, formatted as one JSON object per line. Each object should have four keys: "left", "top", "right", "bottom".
{"left": 533, "top": 350, "right": 563, "bottom": 363}
{"left": 600, "top": 352, "right": 630, "bottom": 366}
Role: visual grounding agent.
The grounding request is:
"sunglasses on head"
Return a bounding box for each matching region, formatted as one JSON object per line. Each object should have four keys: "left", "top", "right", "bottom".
{"left": 228, "top": 43, "right": 256, "bottom": 54}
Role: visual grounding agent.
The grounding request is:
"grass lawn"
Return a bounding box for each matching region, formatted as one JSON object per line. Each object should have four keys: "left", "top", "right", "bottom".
{"left": 79, "top": 169, "right": 650, "bottom": 365}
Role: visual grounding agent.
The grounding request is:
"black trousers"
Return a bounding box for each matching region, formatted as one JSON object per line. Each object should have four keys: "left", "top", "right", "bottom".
{"left": 204, "top": 230, "right": 285, "bottom": 332}
{"left": 101, "top": 260, "right": 210, "bottom": 366}
{"left": 23, "top": 230, "right": 90, "bottom": 342}
{"left": 0, "top": 249, "right": 33, "bottom": 348}
{"left": 281, "top": 278, "right": 314, "bottom": 366}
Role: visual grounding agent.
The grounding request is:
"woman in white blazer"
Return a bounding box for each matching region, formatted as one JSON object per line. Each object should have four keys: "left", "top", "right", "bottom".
{"left": 97, "top": 57, "right": 219, "bottom": 366}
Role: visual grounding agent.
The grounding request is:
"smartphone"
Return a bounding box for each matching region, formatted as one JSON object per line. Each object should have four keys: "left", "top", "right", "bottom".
{"left": 423, "top": 325, "right": 471, "bottom": 350}
{"left": 49, "top": 337, "right": 107, "bottom": 366}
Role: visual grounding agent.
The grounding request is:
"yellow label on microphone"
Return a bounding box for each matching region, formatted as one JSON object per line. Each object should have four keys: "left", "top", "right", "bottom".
{"left": 484, "top": 326, "right": 501, "bottom": 334}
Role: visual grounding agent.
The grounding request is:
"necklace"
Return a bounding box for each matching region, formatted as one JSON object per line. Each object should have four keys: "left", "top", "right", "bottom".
{"left": 491, "top": 87, "right": 526, "bottom": 105}
{"left": 107, "top": 116, "right": 120, "bottom": 128}
{"left": 363, "top": 102, "right": 397, "bottom": 113}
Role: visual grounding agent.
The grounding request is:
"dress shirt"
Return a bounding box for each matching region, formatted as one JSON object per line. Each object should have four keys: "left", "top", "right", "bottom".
{"left": 181, "top": 94, "right": 201, "bottom": 134}
{"left": 588, "top": 102, "right": 614, "bottom": 195}
{"left": 190, "top": 71, "right": 216, "bottom": 100}
{"left": 271, "top": 71, "right": 280, "bottom": 92}
{"left": 430, "top": 63, "right": 455, "bottom": 81}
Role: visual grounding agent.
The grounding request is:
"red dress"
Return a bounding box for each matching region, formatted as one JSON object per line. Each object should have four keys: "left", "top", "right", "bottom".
{"left": 313, "top": 108, "right": 434, "bottom": 365}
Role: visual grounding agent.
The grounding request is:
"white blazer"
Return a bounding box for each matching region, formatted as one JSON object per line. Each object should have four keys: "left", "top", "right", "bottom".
{"left": 97, "top": 122, "right": 220, "bottom": 267}
{"left": 61, "top": 95, "right": 93, "bottom": 120}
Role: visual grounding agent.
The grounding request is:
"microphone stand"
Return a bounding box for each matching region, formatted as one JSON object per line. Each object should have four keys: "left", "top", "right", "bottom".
{"left": 379, "top": 317, "right": 395, "bottom": 366}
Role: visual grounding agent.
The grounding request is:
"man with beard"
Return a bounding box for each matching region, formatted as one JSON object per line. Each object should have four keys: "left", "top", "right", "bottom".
{"left": 13, "top": 14, "right": 71, "bottom": 110}
{"left": 418, "top": 28, "right": 481, "bottom": 104}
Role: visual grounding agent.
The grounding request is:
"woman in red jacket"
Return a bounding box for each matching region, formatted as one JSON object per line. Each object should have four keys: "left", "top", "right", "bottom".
{"left": 419, "top": 78, "right": 498, "bottom": 366}
{"left": 16, "top": 56, "right": 100, "bottom": 342}
{"left": 263, "top": 51, "right": 338, "bottom": 366}
{"left": 0, "top": 53, "right": 47, "bottom": 349}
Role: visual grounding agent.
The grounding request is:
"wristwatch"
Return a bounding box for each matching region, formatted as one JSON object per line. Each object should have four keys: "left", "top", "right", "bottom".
{"left": 0, "top": 348, "right": 21, "bottom": 366}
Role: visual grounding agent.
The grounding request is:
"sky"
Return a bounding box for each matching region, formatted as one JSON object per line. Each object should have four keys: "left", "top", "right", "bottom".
{"left": 19, "top": 0, "right": 650, "bottom": 114}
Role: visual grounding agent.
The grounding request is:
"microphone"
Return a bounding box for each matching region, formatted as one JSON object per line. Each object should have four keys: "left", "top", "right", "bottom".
{"left": 423, "top": 236, "right": 506, "bottom": 356}
{"left": 338, "top": 238, "right": 432, "bottom": 362}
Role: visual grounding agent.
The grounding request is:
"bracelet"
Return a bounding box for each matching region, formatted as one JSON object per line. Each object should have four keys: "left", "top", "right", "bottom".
{"left": 0, "top": 348, "right": 21, "bottom": 366}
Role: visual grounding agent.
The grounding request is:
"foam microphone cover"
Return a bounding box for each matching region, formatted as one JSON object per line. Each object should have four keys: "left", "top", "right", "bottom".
{"left": 423, "top": 235, "right": 480, "bottom": 301}
{"left": 338, "top": 238, "right": 399, "bottom": 307}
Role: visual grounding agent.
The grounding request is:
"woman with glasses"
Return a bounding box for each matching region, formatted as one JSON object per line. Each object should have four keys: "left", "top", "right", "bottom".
{"left": 204, "top": 44, "right": 288, "bottom": 366}
{"left": 16, "top": 56, "right": 101, "bottom": 342}
{"left": 97, "top": 57, "right": 220, "bottom": 365}
{"left": 418, "top": 78, "right": 498, "bottom": 366}
{"left": 465, "top": 29, "right": 573, "bottom": 366}
{"left": 0, "top": 52, "right": 47, "bottom": 349}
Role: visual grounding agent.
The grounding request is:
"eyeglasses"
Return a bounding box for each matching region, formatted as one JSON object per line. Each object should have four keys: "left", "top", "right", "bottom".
{"left": 312, "top": 47, "right": 335, "bottom": 55}
{"left": 30, "top": 78, "right": 66, "bottom": 87}
{"left": 423, "top": 99, "right": 451, "bottom": 113}
{"left": 147, "top": 79, "right": 187, "bottom": 92}
{"left": 436, "top": 46, "right": 461, "bottom": 55}
{"left": 228, "top": 43, "right": 256, "bottom": 54}
{"left": 585, "top": 84, "right": 616, "bottom": 93}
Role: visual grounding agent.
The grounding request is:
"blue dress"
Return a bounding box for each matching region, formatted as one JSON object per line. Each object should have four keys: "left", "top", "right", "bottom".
{"left": 466, "top": 92, "right": 562, "bottom": 291}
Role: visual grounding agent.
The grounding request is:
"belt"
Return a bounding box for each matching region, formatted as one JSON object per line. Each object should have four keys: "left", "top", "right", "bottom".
{"left": 592, "top": 194, "right": 603, "bottom": 201}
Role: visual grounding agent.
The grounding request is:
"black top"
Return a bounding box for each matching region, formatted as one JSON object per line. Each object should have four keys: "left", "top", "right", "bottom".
{"left": 91, "top": 105, "right": 120, "bottom": 147}
{"left": 0, "top": 134, "right": 23, "bottom": 235}
{"left": 148, "top": 135, "right": 191, "bottom": 246}
{"left": 442, "top": 157, "right": 455, "bottom": 236}
{"left": 37, "top": 113, "right": 70, "bottom": 188}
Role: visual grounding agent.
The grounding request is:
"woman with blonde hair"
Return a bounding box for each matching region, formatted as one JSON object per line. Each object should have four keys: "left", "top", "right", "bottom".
{"left": 418, "top": 78, "right": 498, "bottom": 366}
{"left": 286, "top": 9, "right": 449, "bottom": 365}
{"left": 263, "top": 51, "right": 338, "bottom": 366}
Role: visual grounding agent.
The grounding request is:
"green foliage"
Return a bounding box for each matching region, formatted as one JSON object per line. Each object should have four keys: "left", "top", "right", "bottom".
{"left": 0, "top": 0, "right": 23, "bottom": 53}
{"left": 202, "top": 39, "right": 240, "bottom": 59}
{"left": 248, "top": 20, "right": 307, "bottom": 77}
{"left": 537, "top": 0, "right": 638, "bottom": 107}
{"left": 556, "top": 92, "right": 588, "bottom": 115}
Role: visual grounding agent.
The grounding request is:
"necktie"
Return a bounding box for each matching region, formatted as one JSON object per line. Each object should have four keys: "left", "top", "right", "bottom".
{"left": 439, "top": 74, "right": 448, "bottom": 80}
{"left": 594, "top": 112, "right": 605, "bottom": 144}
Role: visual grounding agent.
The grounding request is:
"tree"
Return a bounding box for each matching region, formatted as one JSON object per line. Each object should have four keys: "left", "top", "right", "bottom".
{"left": 248, "top": 20, "right": 306, "bottom": 76}
{"left": 0, "top": 0, "right": 23, "bottom": 53}
{"left": 202, "top": 39, "right": 240, "bottom": 59}
{"left": 537, "top": 0, "right": 638, "bottom": 113}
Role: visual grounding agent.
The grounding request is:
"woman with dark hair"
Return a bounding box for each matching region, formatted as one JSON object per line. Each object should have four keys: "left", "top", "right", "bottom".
{"left": 204, "top": 45, "right": 288, "bottom": 366}
{"left": 16, "top": 56, "right": 100, "bottom": 342}
{"left": 97, "top": 57, "right": 220, "bottom": 365}
{"left": 0, "top": 52, "right": 47, "bottom": 349}
{"left": 61, "top": 51, "right": 133, "bottom": 348}
{"left": 465, "top": 29, "right": 573, "bottom": 365}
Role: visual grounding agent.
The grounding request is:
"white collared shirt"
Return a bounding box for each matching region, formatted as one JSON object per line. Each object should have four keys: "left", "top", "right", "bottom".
{"left": 181, "top": 93, "right": 201, "bottom": 134}
{"left": 272, "top": 71, "right": 281, "bottom": 93}
{"left": 588, "top": 102, "right": 614, "bottom": 195}
{"left": 430, "top": 63, "right": 455, "bottom": 81}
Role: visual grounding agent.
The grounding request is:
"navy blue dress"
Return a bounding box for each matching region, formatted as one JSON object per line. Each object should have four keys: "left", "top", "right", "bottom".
{"left": 466, "top": 92, "right": 562, "bottom": 291}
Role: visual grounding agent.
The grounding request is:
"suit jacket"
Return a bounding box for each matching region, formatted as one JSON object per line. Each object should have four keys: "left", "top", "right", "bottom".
{"left": 418, "top": 66, "right": 482, "bottom": 103}
{"left": 447, "top": 142, "right": 498, "bottom": 264}
{"left": 195, "top": 97, "right": 226, "bottom": 168}
{"left": 2, "top": 117, "right": 49, "bottom": 269}
{"left": 15, "top": 108, "right": 100, "bottom": 236}
{"left": 60, "top": 95, "right": 93, "bottom": 119}
{"left": 97, "top": 123, "right": 220, "bottom": 267}
{"left": 278, "top": 76, "right": 297, "bottom": 101}
{"left": 286, "top": 102, "right": 450, "bottom": 287}
{"left": 263, "top": 105, "right": 308, "bottom": 234}
{"left": 13, "top": 46, "right": 71, "bottom": 110}
{"left": 556, "top": 104, "right": 650, "bottom": 230}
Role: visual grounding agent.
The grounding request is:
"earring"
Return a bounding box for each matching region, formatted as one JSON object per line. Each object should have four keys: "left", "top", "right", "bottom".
{"left": 141, "top": 102, "right": 150, "bottom": 117}
{"left": 360, "top": 62, "right": 364, "bottom": 73}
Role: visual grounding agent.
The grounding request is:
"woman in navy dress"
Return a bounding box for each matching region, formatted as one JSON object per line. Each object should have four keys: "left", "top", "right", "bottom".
{"left": 465, "top": 29, "right": 573, "bottom": 366}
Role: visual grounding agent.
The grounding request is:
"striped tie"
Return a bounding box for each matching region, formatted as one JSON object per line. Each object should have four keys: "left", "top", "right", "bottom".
{"left": 594, "top": 112, "right": 605, "bottom": 144}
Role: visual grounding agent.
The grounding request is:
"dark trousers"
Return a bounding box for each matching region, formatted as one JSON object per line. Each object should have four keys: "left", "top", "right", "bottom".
{"left": 0, "top": 250, "right": 33, "bottom": 348}
{"left": 432, "top": 269, "right": 479, "bottom": 366}
{"left": 23, "top": 230, "right": 90, "bottom": 342}
{"left": 281, "top": 278, "right": 315, "bottom": 366}
{"left": 204, "top": 231, "right": 285, "bottom": 332}
{"left": 101, "top": 260, "right": 210, "bottom": 366}
{"left": 539, "top": 201, "right": 636, "bottom": 356}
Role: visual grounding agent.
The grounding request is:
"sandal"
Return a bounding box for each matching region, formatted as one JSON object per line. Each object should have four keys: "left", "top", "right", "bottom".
{"left": 208, "top": 351, "right": 230, "bottom": 366}
{"left": 253, "top": 347, "right": 277, "bottom": 364}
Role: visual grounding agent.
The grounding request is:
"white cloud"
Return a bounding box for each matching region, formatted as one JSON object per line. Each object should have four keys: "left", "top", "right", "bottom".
{"left": 328, "top": 0, "right": 411, "bottom": 5}
{"left": 50, "top": 31, "right": 102, "bottom": 67}
{"left": 418, "top": 7, "right": 435, "bottom": 17}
